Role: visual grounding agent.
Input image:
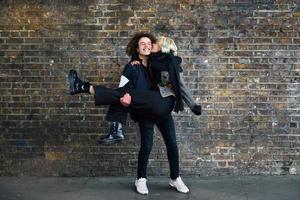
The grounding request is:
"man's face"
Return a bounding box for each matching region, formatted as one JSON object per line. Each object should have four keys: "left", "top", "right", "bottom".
{"left": 137, "top": 37, "right": 152, "bottom": 56}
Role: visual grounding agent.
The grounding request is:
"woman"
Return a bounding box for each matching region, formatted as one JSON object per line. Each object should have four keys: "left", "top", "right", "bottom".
{"left": 148, "top": 36, "right": 201, "bottom": 115}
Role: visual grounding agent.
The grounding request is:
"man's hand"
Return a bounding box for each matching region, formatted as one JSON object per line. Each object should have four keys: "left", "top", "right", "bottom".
{"left": 131, "top": 60, "right": 140, "bottom": 65}
{"left": 120, "top": 93, "right": 132, "bottom": 107}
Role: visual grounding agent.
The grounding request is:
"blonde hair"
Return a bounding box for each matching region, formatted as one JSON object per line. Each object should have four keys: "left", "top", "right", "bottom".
{"left": 157, "top": 36, "right": 178, "bottom": 56}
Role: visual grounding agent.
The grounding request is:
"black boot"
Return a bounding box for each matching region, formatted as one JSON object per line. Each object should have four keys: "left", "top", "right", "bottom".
{"left": 68, "top": 69, "right": 90, "bottom": 95}
{"left": 98, "top": 122, "right": 125, "bottom": 144}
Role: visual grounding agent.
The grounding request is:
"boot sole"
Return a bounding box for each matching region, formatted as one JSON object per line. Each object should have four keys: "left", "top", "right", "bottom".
{"left": 68, "top": 70, "right": 76, "bottom": 95}
{"left": 97, "top": 138, "right": 124, "bottom": 145}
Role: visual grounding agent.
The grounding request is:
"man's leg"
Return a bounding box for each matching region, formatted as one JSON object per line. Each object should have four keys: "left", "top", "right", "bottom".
{"left": 135, "top": 120, "right": 155, "bottom": 195}
{"left": 156, "top": 115, "right": 179, "bottom": 180}
{"left": 137, "top": 121, "right": 155, "bottom": 179}
{"left": 156, "top": 115, "right": 189, "bottom": 193}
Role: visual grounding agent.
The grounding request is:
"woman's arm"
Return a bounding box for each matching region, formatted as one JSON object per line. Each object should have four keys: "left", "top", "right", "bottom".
{"left": 179, "top": 73, "right": 201, "bottom": 115}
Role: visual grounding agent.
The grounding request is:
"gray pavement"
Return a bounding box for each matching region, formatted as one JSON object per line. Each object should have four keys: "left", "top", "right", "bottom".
{"left": 0, "top": 175, "right": 299, "bottom": 200}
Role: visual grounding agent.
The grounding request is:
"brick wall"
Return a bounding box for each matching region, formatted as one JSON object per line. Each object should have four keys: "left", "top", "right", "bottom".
{"left": 0, "top": 0, "right": 299, "bottom": 176}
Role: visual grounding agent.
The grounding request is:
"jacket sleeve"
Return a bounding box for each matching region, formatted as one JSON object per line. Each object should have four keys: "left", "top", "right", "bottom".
{"left": 179, "top": 73, "right": 202, "bottom": 115}
{"left": 179, "top": 73, "right": 197, "bottom": 109}
{"left": 118, "top": 63, "right": 137, "bottom": 90}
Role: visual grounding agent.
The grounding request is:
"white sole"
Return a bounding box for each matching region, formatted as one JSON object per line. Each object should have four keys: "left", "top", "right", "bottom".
{"left": 169, "top": 182, "right": 189, "bottom": 193}
{"left": 135, "top": 184, "right": 148, "bottom": 195}
{"left": 135, "top": 188, "right": 148, "bottom": 195}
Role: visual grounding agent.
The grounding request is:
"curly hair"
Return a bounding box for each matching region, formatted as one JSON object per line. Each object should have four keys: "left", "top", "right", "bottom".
{"left": 126, "top": 32, "right": 157, "bottom": 57}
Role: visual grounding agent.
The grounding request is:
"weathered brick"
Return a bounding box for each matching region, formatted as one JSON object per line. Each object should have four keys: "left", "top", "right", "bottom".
{"left": 0, "top": 0, "right": 299, "bottom": 177}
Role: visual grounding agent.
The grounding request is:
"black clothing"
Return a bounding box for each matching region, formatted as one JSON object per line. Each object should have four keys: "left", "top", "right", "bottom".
{"left": 137, "top": 115, "right": 179, "bottom": 179}
{"left": 93, "top": 85, "right": 175, "bottom": 122}
{"left": 98, "top": 122, "right": 124, "bottom": 144}
{"left": 105, "top": 63, "right": 152, "bottom": 124}
{"left": 68, "top": 70, "right": 91, "bottom": 94}
{"left": 149, "top": 52, "right": 184, "bottom": 112}
{"left": 96, "top": 58, "right": 182, "bottom": 180}
{"left": 122, "top": 63, "right": 152, "bottom": 91}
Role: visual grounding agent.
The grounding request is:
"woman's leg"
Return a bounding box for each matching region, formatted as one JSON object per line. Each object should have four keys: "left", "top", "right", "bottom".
{"left": 105, "top": 104, "right": 128, "bottom": 125}
{"left": 93, "top": 86, "right": 175, "bottom": 118}
{"left": 68, "top": 69, "right": 91, "bottom": 94}
{"left": 68, "top": 70, "right": 174, "bottom": 117}
{"left": 129, "top": 90, "right": 175, "bottom": 117}
{"left": 156, "top": 115, "right": 179, "bottom": 180}
{"left": 98, "top": 104, "right": 128, "bottom": 145}
{"left": 93, "top": 85, "right": 125, "bottom": 105}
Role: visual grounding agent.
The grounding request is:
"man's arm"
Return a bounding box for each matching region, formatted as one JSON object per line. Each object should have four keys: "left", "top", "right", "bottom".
{"left": 118, "top": 63, "right": 137, "bottom": 106}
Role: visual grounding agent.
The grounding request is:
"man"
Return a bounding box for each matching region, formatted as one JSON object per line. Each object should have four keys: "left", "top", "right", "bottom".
{"left": 98, "top": 33, "right": 155, "bottom": 145}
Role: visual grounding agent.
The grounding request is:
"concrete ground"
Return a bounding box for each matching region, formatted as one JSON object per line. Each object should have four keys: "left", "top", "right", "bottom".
{"left": 0, "top": 175, "right": 299, "bottom": 200}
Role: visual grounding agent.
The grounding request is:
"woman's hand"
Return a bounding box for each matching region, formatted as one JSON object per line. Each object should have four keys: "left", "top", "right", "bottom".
{"left": 120, "top": 93, "right": 132, "bottom": 107}
{"left": 192, "top": 104, "right": 202, "bottom": 115}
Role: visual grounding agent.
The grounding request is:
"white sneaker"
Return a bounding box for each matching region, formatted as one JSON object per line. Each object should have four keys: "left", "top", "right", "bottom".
{"left": 169, "top": 176, "right": 189, "bottom": 193}
{"left": 135, "top": 178, "right": 148, "bottom": 195}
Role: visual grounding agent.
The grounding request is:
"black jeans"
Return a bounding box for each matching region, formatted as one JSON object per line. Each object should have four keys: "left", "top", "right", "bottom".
{"left": 137, "top": 114, "right": 179, "bottom": 180}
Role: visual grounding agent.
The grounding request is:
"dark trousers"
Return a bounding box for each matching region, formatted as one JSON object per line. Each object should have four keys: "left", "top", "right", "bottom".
{"left": 94, "top": 85, "right": 174, "bottom": 121}
{"left": 137, "top": 115, "right": 179, "bottom": 180}
{"left": 106, "top": 104, "right": 128, "bottom": 124}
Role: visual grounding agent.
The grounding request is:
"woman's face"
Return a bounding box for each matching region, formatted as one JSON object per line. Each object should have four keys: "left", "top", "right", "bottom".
{"left": 151, "top": 42, "right": 161, "bottom": 53}
{"left": 137, "top": 37, "right": 152, "bottom": 56}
